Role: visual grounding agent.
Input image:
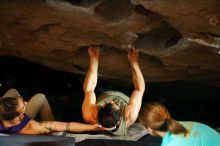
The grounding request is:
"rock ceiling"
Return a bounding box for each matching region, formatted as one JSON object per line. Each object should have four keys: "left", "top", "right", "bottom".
{"left": 0, "top": 0, "right": 220, "bottom": 86}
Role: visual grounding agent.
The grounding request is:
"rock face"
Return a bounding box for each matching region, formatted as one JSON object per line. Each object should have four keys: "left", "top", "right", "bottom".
{"left": 0, "top": 0, "right": 220, "bottom": 85}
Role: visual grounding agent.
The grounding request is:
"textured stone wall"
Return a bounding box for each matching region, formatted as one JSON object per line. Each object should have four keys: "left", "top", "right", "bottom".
{"left": 0, "top": 0, "right": 220, "bottom": 85}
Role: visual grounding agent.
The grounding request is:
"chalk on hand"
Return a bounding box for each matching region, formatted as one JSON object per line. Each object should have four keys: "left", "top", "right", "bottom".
{"left": 128, "top": 44, "right": 132, "bottom": 49}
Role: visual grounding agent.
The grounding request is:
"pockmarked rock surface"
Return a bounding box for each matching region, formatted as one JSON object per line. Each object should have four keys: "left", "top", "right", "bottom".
{"left": 0, "top": 0, "right": 220, "bottom": 86}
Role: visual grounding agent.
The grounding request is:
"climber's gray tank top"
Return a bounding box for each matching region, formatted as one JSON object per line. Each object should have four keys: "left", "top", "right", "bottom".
{"left": 97, "top": 91, "right": 129, "bottom": 136}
